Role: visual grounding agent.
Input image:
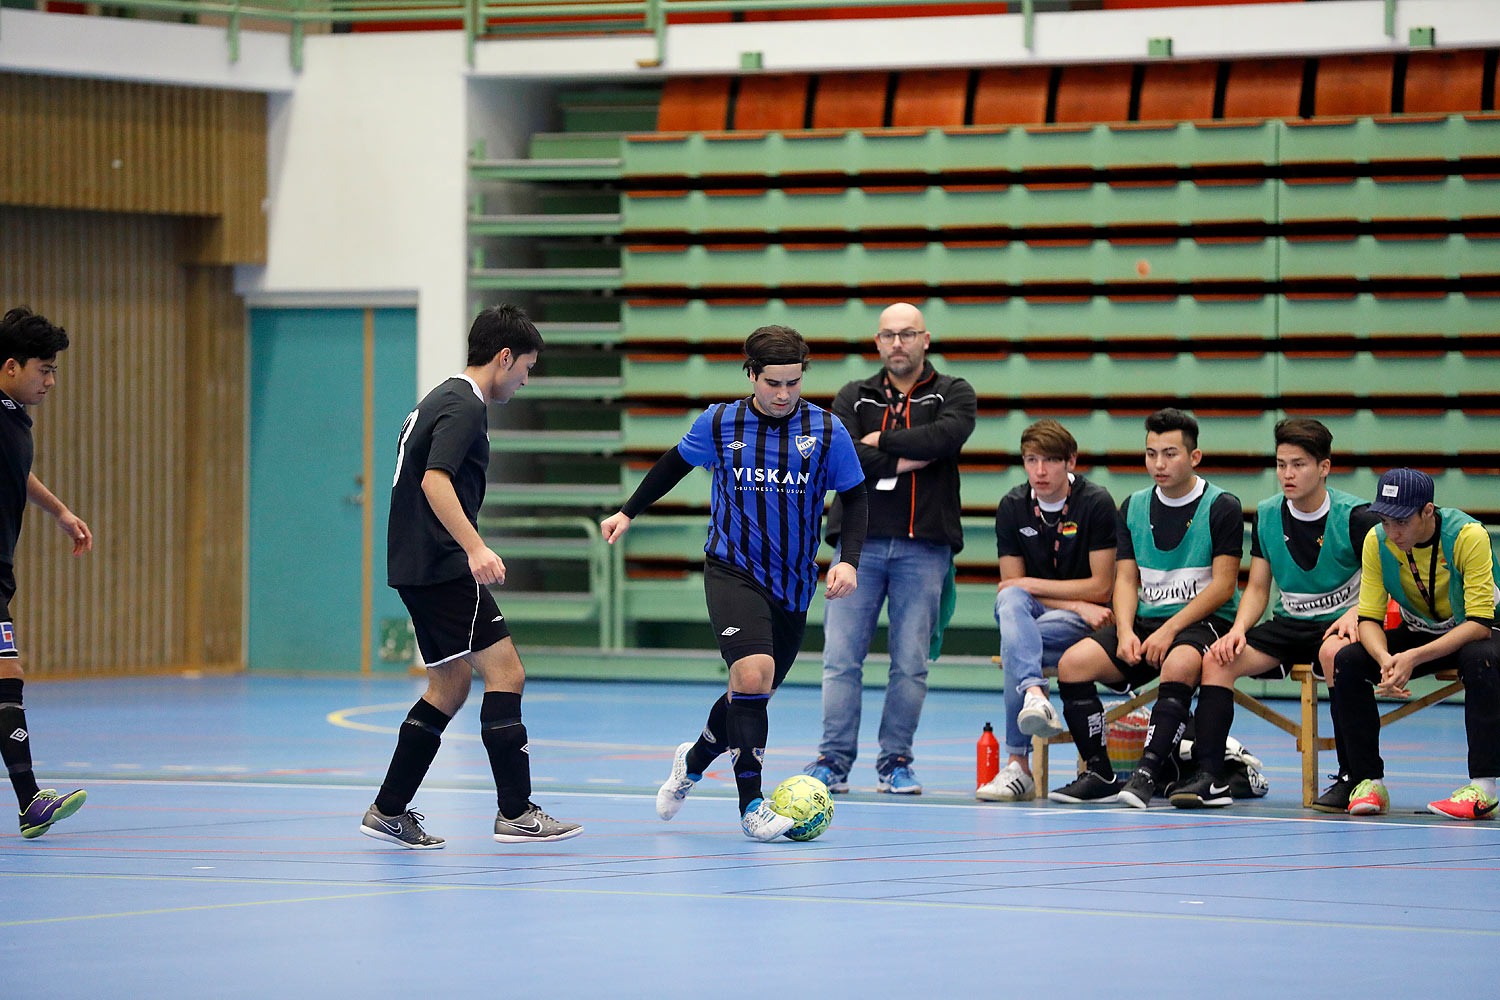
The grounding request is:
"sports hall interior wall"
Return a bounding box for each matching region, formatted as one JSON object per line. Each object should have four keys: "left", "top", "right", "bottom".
{"left": 0, "top": 72, "right": 264, "bottom": 676}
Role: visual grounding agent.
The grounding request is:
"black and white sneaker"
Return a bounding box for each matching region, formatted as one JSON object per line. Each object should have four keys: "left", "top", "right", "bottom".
{"left": 494, "top": 803, "right": 583, "bottom": 844}
{"left": 360, "top": 805, "right": 445, "bottom": 850}
{"left": 1118, "top": 769, "right": 1157, "bottom": 810}
{"left": 1048, "top": 770, "right": 1121, "bottom": 803}
{"left": 1169, "top": 770, "right": 1233, "bottom": 809}
{"left": 1311, "top": 775, "right": 1356, "bottom": 814}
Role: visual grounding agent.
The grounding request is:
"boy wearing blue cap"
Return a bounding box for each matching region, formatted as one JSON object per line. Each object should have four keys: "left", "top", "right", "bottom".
{"left": 1327, "top": 468, "right": 1500, "bottom": 820}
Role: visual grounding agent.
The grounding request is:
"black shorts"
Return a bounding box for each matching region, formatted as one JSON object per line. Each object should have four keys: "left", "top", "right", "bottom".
{"left": 0, "top": 563, "right": 16, "bottom": 659}
{"left": 703, "top": 559, "right": 806, "bottom": 688}
{"left": 1243, "top": 616, "right": 1338, "bottom": 678}
{"left": 1086, "top": 616, "right": 1233, "bottom": 692}
{"left": 395, "top": 576, "right": 511, "bottom": 667}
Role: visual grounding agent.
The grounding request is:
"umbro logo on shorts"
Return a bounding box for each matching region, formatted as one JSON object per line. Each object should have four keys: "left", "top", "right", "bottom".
{"left": 720, "top": 626, "right": 740, "bottom": 636}
{"left": 492, "top": 615, "right": 504, "bottom": 622}
{"left": 8, "top": 728, "right": 26, "bottom": 742}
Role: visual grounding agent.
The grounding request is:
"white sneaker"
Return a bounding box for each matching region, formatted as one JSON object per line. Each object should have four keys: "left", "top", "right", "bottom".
{"left": 740, "top": 798, "right": 796, "bottom": 842}
{"left": 1017, "top": 691, "right": 1066, "bottom": 738}
{"left": 976, "top": 761, "right": 1037, "bottom": 802}
{"left": 656, "top": 741, "right": 699, "bottom": 820}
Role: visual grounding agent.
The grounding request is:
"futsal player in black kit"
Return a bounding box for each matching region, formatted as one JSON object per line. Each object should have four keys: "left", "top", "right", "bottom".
{"left": 600, "top": 325, "right": 869, "bottom": 841}
{"left": 0, "top": 308, "right": 92, "bottom": 839}
{"left": 360, "top": 304, "right": 581, "bottom": 848}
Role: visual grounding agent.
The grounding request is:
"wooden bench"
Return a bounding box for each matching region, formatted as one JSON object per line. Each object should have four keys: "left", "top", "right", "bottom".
{"left": 991, "top": 658, "right": 1465, "bottom": 807}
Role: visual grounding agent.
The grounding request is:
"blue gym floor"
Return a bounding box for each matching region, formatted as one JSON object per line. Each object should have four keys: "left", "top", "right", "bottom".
{"left": 3, "top": 674, "right": 1496, "bottom": 998}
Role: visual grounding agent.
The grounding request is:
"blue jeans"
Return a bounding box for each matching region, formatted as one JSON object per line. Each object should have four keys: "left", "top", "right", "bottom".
{"left": 818, "top": 537, "right": 952, "bottom": 774}
{"left": 994, "top": 587, "right": 1092, "bottom": 757}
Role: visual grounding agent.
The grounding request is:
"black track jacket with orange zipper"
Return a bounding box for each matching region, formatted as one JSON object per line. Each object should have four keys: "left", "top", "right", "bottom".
{"left": 824, "top": 361, "right": 977, "bottom": 553}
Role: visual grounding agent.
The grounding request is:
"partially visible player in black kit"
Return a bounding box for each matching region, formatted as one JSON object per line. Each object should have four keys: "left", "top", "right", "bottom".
{"left": 360, "top": 304, "right": 581, "bottom": 848}
{"left": 0, "top": 308, "right": 93, "bottom": 839}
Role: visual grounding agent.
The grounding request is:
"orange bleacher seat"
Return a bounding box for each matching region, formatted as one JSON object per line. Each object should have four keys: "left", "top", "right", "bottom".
{"left": 1403, "top": 49, "right": 1489, "bottom": 114}
{"left": 1104, "top": 0, "right": 1302, "bottom": 7}
{"left": 1315, "top": 53, "right": 1396, "bottom": 117}
{"left": 735, "top": 74, "right": 811, "bottom": 131}
{"left": 657, "top": 77, "right": 731, "bottom": 132}
{"left": 971, "top": 67, "right": 1051, "bottom": 126}
{"left": 1137, "top": 61, "right": 1220, "bottom": 123}
{"left": 811, "top": 72, "right": 891, "bottom": 130}
{"left": 1054, "top": 64, "right": 1134, "bottom": 125}
{"left": 891, "top": 69, "right": 970, "bottom": 128}
{"left": 1222, "top": 57, "right": 1305, "bottom": 119}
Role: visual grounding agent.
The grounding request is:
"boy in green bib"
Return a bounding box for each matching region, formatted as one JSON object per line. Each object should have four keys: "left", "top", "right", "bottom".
{"left": 1049, "top": 409, "right": 1242, "bottom": 808}
{"left": 1171, "top": 418, "right": 1378, "bottom": 809}
{"left": 1329, "top": 468, "right": 1500, "bottom": 821}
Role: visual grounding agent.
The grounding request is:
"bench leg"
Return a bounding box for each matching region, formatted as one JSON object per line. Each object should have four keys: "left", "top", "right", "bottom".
{"left": 1301, "top": 668, "right": 1318, "bottom": 808}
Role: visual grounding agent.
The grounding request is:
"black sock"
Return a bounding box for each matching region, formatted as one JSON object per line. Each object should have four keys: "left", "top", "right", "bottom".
{"left": 373, "top": 698, "right": 452, "bottom": 817}
{"left": 480, "top": 691, "right": 532, "bottom": 820}
{"left": 1060, "top": 681, "right": 1113, "bottom": 778}
{"left": 1193, "top": 684, "right": 1234, "bottom": 778}
{"left": 726, "top": 691, "right": 770, "bottom": 813}
{"left": 685, "top": 694, "right": 730, "bottom": 775}
{"left": 0, "top": 678, "right": 39, "bottom": 808}
{"left": 1139, "top": 681, "right": 1193, "bottom": 780}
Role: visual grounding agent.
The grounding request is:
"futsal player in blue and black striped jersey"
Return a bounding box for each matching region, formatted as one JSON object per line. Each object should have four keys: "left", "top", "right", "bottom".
{"left": 601, "top": 325, "right": 869, "bottom": 841}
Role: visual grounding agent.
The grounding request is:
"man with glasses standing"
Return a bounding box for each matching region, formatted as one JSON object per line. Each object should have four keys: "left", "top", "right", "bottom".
{"left": 805, "top": 302, "right": 976, "bottom": 794}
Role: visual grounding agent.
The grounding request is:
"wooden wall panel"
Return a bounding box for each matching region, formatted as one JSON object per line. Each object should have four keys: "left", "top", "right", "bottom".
{"left": 0, "top": 72, "right": 267, "bottom": 266}
{"left": 0, "top": 206, "right": 245, "bottom": 675}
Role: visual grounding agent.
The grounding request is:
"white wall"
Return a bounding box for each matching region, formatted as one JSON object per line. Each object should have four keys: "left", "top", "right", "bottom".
{"left": 239, "top": 31, "right": 471, "bottom": 396}
{"left": 0, "top": 7, "right": 294, "bottom": 90}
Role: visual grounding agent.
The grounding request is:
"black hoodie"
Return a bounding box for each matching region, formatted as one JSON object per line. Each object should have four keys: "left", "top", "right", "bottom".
{"left": 825, "top": 360, "right": 976, "bottom": 553}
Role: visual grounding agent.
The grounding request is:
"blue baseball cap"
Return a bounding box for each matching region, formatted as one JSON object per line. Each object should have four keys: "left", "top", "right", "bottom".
{"left": 1368, "top": 468, "right": 1435, "bottom": 519}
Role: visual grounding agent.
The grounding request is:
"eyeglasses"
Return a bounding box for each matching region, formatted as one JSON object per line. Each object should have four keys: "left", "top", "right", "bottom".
{"left": 875, "top": 329, "right": 925, "bottom": 344}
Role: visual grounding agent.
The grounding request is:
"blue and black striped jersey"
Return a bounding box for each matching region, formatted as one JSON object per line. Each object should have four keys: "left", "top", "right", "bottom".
{"left": 677, "top": 398, "right": 864, "bottom": 611}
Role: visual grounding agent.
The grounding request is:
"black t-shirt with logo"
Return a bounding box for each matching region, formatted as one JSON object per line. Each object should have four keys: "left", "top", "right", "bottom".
{"left": 1250, "top": 498, "right": 1380, "bottom": 570}
{"left": 994, "top": 474, "right": 1117, "bottom": 580}
{"left": 0, "top": 389, "right": 35, "bottom": 567}
{"left": 387, "top": 376, "right": 489, "bottom": 587}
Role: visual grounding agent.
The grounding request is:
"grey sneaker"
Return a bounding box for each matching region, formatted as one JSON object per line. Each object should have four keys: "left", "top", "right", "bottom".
{"left": 494, "top": 803, "right": 583, "bottom": 844}
{"left": 1017, "top": 691, "right": 1067, "bottom": 738}
{"left": 657, "top": 741, "right": 700, "bottom": 820}
{"left": 360, "top": 805, "right": 445, "bottom": 850}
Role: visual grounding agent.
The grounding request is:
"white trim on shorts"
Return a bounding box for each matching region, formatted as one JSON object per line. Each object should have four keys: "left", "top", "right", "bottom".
{"left": 423, "top": 580, "right": 482, "bottom": 668}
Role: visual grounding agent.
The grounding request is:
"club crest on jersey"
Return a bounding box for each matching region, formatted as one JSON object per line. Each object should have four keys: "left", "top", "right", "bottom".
{"left": 0, "top": 623, "right": 14, "bottom": 655}
{"left": 795, "top": 435, "right": 816, "bottom": 458}
{"left": 1058, "top": 521, "right": 1078, "bottom": 537}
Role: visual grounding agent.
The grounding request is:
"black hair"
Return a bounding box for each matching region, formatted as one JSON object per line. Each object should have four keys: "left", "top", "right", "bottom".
{"left": 0, "top": 307, "right": 69, "bottom": 367}
{"left": 467, "top": 304, "right": 543, "bottom": 367}
{"left": 742, "top": 325, "right": 810, "bottom": 377}
{"left": 1144, "top": 407, "right": 1199, "bottom": 450}
{"left": 1273, "top": 417, "right": 1333, "bottom": 463}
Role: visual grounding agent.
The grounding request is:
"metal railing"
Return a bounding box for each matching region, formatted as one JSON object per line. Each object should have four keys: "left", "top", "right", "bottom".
{"left": 4, "top": 1, "right": 1407, "bottom": 72}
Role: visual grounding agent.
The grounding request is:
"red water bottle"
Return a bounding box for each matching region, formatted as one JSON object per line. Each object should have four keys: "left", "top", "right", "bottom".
{"left": 977, "top": 721, "right": 1000, "bottom": 788}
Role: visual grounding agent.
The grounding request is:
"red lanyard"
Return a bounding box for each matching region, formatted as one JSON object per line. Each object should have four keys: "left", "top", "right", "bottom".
{"left": 1034, "top": 493, "right": 1070, "bottom": 571}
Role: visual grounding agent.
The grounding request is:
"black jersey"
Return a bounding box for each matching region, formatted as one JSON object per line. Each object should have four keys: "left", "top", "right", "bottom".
{"left": 994, "top": 474, "right": 1117, "bottom": 581}
{"left": 387, "top": 376, "right": 490, "bottom": 587}
{"left": 0, "top": 389, "right": 35, "bottom": 566}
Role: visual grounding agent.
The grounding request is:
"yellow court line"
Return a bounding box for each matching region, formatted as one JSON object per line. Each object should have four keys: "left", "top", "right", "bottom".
{"left": 5, "top": 871, "right": 1494, "bottom": 938}
{"left": 0, "top": 881, "right": 451, "bottom": 927}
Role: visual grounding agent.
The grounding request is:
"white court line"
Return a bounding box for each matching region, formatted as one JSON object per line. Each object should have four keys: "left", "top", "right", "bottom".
{"left": 49, "top": 778, "right": 1500, "bottom": 832}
